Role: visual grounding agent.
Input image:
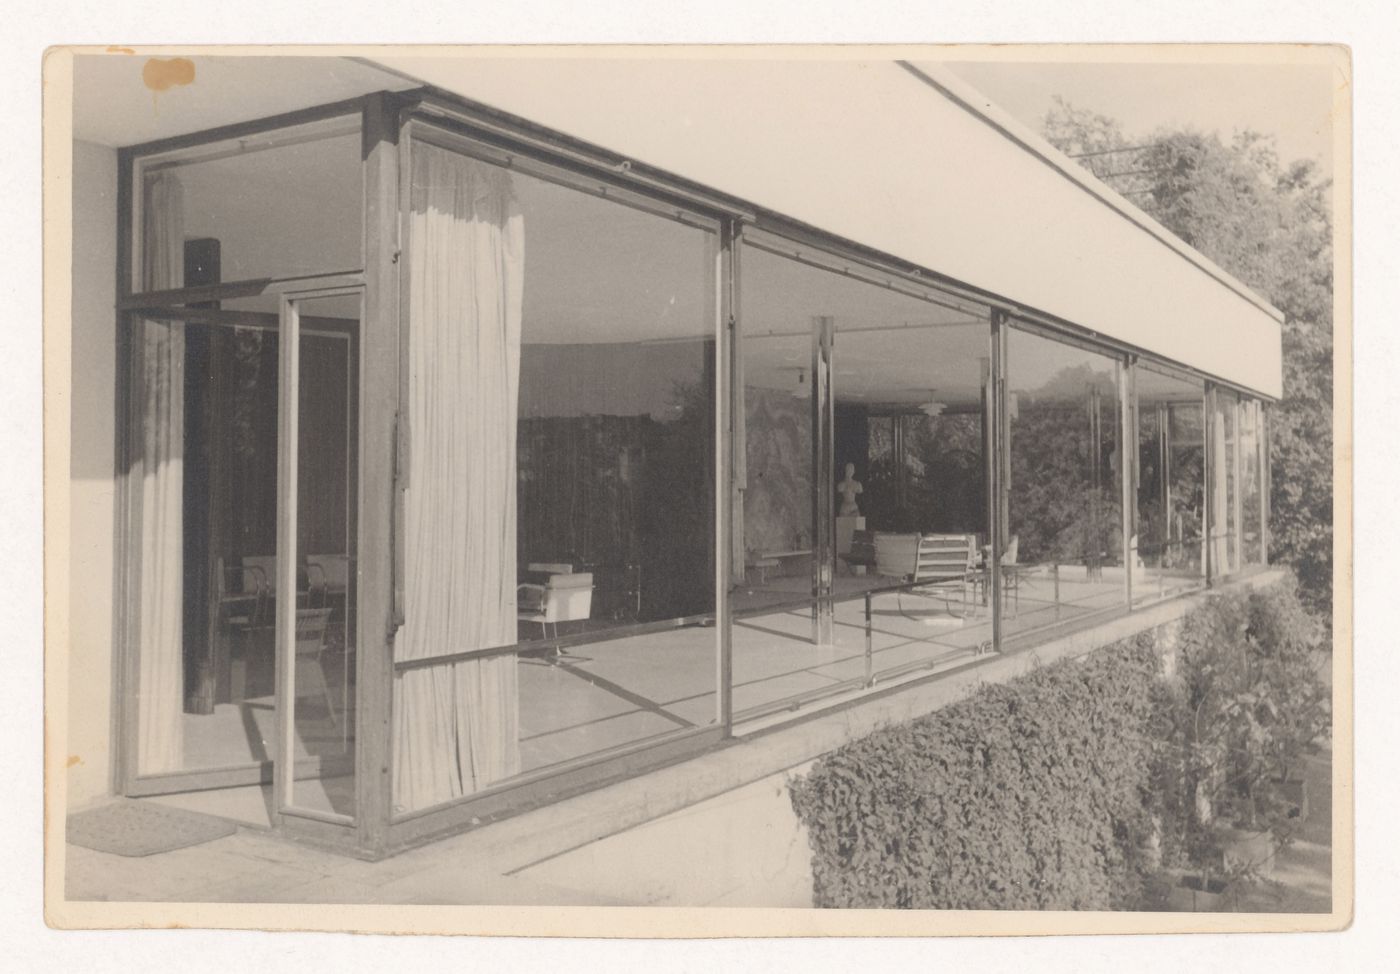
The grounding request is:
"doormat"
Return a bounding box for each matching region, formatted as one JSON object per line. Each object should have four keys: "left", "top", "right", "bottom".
{"left": 67, "top": 799, "right": 238, "bottom": 857}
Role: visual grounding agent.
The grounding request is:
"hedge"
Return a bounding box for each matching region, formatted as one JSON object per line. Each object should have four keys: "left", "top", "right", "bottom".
{"left": 788, "top": 578, "right": 1327, "bottom": 910}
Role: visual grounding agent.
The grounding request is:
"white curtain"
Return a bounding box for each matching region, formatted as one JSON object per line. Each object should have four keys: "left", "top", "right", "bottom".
{"left": 137, "top": 172, "right": 186, "bottom": 774}
{"left": 392, "top": 143, "right": 524, "bottom": 813}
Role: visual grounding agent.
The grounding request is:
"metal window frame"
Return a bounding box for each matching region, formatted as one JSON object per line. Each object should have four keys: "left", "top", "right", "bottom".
{"left": 105, "top": 83, "right": 1283, "bottom": 859}
{"left": 377, "top": 107, "right": 730, "bottom": 846}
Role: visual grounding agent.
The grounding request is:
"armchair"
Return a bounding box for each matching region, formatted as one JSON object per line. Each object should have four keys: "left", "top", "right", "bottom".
{"left": 517, "top": 571, "right": 595, "bottom": 642}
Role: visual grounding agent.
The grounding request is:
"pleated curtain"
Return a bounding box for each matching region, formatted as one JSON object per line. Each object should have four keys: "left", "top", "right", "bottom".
{"left": 136, "top": 172, "right": 186, "bottom": 774}
{"left": 392, "top": 142, "right": 524, "bottom": 813}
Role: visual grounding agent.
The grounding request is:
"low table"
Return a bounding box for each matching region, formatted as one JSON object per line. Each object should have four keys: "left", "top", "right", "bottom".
{"left": 746, "top": 549, "right": 811, "bottom": 584}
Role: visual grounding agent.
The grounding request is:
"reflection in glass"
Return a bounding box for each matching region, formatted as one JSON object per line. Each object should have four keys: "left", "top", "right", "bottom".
{"left": 136, "top": 316, "right": 282, "bottom": 779}
{"left": 1239, "top": 398, "right": 1265, "bottom": 566}
{"left": 1208, "top": 389, "right": 1240, "bottom": 576}
{"left": 135, "top": 117, "right": 363, "bottom": 293}
{"left": 287, "top": 300, "right": 359, "bottom": 819}
{"left": 1133, "top": 367, "right": 1206, "bottom": 603}
{"left": 732, "top": 243, "right": 991, "bottom": 717}
{"left": 1005, "top": 328, "right": 1125, "bottom": 640}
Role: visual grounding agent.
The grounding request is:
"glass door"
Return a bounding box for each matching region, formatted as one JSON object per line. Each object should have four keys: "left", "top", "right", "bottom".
{"left": 124, "top": 291, "right": 360, "bottom": 833}
{"left": 125, "top": 312, "right": 286, "bottom": 799}
{"left": 274, "top": 288, "right": 362, "bottom": 826}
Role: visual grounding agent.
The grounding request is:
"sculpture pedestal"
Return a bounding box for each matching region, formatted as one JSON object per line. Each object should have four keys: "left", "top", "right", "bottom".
{"left": 836, "top": 515, "right": 865, "bottom": 557}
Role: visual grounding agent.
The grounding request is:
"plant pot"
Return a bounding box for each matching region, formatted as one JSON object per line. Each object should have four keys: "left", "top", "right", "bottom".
{"left": 1164, "top": 872, "right": 1228, "bottom": 912}
{"left": 1272, "top": 776, "right": 1310, "bottom": 824}
{"left": 1221, "top": 826, "right": 1278, "bottom": 879}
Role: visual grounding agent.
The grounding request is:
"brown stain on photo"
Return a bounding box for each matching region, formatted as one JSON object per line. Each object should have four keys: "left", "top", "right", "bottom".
{"left": 142, "top": 57, "right": 196, "bottom": 93}
{"left": 106, "top": 46, "right": 135, "bottom": 55}
{"left": 66, "top": 755, "right": 82, "bottom": 768}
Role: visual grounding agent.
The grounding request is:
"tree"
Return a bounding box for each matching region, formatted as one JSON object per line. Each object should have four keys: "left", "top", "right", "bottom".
{"left": 1042, "top": 97, "right": 1335, "bottom": 627}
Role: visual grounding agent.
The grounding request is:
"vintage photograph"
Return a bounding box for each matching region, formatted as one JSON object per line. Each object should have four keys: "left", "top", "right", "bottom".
{"left": 48, "top": 46, "right": 1347, "bottom": 933}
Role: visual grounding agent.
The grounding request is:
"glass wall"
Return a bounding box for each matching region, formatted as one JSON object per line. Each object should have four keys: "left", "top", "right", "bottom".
{"left": 389, "top": 133, "right": 719, "bottom": 816}
{"left": 126, "top": 114, "right": 364, "bottom": 822}
{"left": 133, "top": 116, "right": 363, "bottom": 293}
{"left": 1132, "top": 365, "right": 1206, "bottom": 603}
{"left": 115, "top": 93, "right": 1281, "bottom": 847}
{"left": 733, "top": 239, "right": 992, "bottom": 717}
{"left": 1208, "top": 388, "right": 1240, "bottom": 577}
{"left": 1239, "top": 398, "right": 1266, "bottom": 566}
{"left": 285, "top": 294, "right": 360, "bottom": 819}
{"left": 1005, "top": 326, "right": 1125, "bottom": 641}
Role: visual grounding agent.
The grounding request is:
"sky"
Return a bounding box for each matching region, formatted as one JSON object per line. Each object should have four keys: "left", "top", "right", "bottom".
{"left": 941, "top": 58, "right": 1337, "bottom": 178}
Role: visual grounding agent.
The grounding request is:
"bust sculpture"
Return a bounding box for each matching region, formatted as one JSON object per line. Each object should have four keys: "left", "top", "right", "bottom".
{"left": 837, "top": 462, "right": 863, "bottom": 517}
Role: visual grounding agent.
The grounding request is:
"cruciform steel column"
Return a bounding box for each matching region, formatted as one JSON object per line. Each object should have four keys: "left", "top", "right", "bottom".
{"left": 811, "top": 315, "right": 835, "bottom": 647}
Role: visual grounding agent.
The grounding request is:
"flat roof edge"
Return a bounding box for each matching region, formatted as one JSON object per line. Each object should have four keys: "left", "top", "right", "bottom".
{"left": 899, "top": 61, "right": 1286, "bottom": 328}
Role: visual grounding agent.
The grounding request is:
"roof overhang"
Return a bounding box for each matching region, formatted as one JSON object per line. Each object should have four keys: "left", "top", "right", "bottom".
{"left": 69, "top": 50, "right": 1284, "bottom": 399}
{"left": 367, "top": 53, "right": 1284, "bottom": 399}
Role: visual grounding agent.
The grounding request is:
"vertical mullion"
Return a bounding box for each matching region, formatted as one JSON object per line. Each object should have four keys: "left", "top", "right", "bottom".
{"left": 717, "top": 220, "right": 739, "bottom": 733}
{"left": 988, "top": 310, "right": 1006, "bottom": 652}
{"left": 1120, "top": 358, "right": 1135, "bottom": 607}
{"left": 730, "top": 232, "right": 747, "bottom": 592}
{"left": 274, "top": 296, "right": 301, "bottom": 820}
{"left": 358, "top": 93, "right": 402, "bottom": 856}
{"left": 811, "top": 315, "right": 835, "bottom": 647}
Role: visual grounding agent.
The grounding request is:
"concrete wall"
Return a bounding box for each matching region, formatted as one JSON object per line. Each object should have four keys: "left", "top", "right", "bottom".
{"left": 68, "top": 138, "right": 118, "bottom": 808}
{"left": 512, "top": 764, "right": 818, "bottom": 906}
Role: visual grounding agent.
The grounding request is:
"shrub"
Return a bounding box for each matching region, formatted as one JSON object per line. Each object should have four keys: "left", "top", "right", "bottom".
{"left": 788, "top": 577, "right": 1328, "bottom": 910}
{"left": 789, "top": 639, "right": 1164, "bottom": 910}
{"left": 1156, "top": 578, "right": 1329, "bottom": 878}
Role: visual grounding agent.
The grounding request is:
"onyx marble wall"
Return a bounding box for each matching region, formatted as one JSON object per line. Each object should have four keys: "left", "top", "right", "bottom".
{"left": 743, "top": 387, "right": 812, "bottom": 555}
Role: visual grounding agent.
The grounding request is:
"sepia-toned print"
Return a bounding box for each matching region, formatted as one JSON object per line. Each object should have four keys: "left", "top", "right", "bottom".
{"left": 47, "top": 45, "right": 1349, "bottom": 936}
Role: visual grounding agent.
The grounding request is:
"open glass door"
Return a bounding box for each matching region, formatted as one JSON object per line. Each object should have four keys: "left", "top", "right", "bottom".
{"left": 125, "top": 311, "right": 287, "bottom": 806}
{"left": 125, "top": 290, "right": 360, "bottom": 835}
{"left": 274, "top": 287, "right": 362, "bottom": 826}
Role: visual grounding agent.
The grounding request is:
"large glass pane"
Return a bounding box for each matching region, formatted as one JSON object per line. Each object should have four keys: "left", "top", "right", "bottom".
{"left": 134, "top": 302, "right": 362, "bottom": 825}
{"left": 390, "top": 138, "right": 718, "bottom": 816}
{"left": 135, "top": 315, "right": 282, "bottom": 780}
{"left": 1133, "top": 366, "right": 1206, "bottom": 603}
{"left": 1005, "top": 327, "right": 1125, "bottom": 641}
{"left": 1208, "top": 388, "right": 1240, "bottom": 576}
{"left": 134, "top": 116, "right": 363, "bottom": 293}
{"left": 1239, "top": 398, "right": 1265, "bottom": 566}
{"left": 286, "top": 294, "right": 360, "bottom": 819}
{"left": 734, "top": 242, "right": 992, "bottom": 718}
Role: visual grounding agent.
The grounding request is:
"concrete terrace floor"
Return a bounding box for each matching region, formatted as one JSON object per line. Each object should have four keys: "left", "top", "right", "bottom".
{"left": 65, "top": 767, "right": 813, "bottom": 907}
{"left": 64, "top": 822, "right": 645, "bottom": 906}
{"left": 69, "top": 575, "right": 1324, "bottom": 911}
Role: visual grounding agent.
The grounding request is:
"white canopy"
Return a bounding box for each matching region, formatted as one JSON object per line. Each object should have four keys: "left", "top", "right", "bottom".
{"left": 368, "top": 54, "right": 1284, "bottom": 399}
{"left": 70, "top": 51, "right": 1283, "bottom": 398}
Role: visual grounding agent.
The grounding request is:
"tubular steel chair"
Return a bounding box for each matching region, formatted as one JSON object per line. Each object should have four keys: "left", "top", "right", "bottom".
{"left": 517, "top": 571, "right": 595, "bottom": 642}
{"left": 214, "top": 555, "right": 270, "bottom": 633}
{"left": 293, "top": 607, "right": 338, "bottom": 726}
{"left": 875, "top": 532, "right": 981, "bottom": 617}
{"left": 911, "top": 533, "right": 981, "bottom": 615}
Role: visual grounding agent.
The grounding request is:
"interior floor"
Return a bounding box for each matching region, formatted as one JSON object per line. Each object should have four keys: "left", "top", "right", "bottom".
{"left": 141, "top": 562, "right": 1184, "bottom": 828}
